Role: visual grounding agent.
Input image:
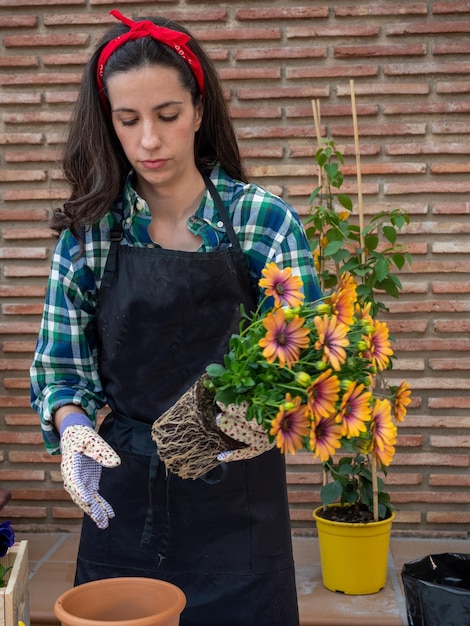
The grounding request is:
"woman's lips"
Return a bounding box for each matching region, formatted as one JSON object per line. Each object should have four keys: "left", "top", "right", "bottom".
{"left": 140, "top": 159, "right": 168, "bottom": 169}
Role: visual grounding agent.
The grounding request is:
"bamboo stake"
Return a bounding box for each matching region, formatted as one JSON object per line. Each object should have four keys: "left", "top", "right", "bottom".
{"left": 350, "top": 80, "right": 379, "bottom": 522}
{"left": 311, "top": 99, "right": 322, "bottom": 189}
{"left": 349, "top": 80, "right": 365, "bottom": 259}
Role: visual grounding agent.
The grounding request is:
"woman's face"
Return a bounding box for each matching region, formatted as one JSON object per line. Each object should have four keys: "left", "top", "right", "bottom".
{"left": 107, "top": 64, "right": 203, "bottom": 192}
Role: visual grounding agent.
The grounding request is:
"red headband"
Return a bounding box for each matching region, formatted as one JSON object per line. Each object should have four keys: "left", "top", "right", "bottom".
{"left": 96, "top": 10, "right": 205, "bottom": 111}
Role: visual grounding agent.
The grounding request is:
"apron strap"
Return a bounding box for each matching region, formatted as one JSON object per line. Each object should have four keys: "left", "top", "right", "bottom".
{"left": 204, "top": 175, "right": 259, "bottom": 307}
{"left": 101, "top": 213, "right": 124, "bottom": 290}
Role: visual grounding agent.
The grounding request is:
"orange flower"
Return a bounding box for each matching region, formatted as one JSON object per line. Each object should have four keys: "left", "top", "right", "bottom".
{"left": 362, "top": 319, "right": 394, "bottom": 371}
{"left": 310, "top": 415, "right": 342, "bottom": 462}
{"left": 259, "top": 262, "right": 305, "bottom": 308}
{"left": 336, "top": 382, "right": 372, "bottom": 438}
{"left": 270, "top": 394, "right": 309, "bottom": 455}
{"left": 314, "top": 314, "right": 350, "bottom": 371}
{"left": 326, "top": 283, "right": 356, "bottom": 326}
{"left": 371, "top": 398, "right": 397, "bottom": 466}
{"left": 307, "top": 369, "right": 340, "bottom": 419}
{"left": 258, "top": 308, "right": 310, "bottom": 368}
{"left": 393, "top": 380, "right": 411, "bottom": 423}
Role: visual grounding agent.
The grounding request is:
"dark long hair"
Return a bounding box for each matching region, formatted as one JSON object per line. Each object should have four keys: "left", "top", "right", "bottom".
{"left": 51, "top": 16, "right": 247, "bottom": 236}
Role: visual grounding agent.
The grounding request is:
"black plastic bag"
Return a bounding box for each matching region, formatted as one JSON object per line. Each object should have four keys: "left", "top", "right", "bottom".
{"left": 401, "top": 553, "right": 470, "bottom": 626}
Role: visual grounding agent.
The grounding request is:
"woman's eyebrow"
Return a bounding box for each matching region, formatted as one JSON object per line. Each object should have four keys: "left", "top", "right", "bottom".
{"left": 112, "top": 100, "right": 184, "bottom": 113}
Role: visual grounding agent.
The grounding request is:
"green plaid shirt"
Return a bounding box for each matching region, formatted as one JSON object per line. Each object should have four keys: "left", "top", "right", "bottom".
{"left": 30, "top": 165, "right": 321, "bottom": 453}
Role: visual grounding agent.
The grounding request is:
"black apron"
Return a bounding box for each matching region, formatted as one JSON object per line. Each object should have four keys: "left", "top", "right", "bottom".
{"left": 74, "top": 178, "right": 300, "bottom": 626}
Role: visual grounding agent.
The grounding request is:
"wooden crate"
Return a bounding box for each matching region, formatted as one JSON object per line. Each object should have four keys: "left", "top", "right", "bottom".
{"left": 0, "top": 542, "right": 29, "bottom": 626}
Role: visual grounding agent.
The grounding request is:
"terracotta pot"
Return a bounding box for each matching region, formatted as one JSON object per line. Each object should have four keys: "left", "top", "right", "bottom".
{"left": 313, "top": 506, "right": 395, "bottom": 595}
{"left": 54, "top": 577, "right": 186, "bottom": 626}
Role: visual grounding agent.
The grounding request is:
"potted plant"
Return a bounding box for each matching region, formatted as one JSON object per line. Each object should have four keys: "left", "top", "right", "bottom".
{"left": 154, "top": 101, "right": 413, "bottom": 596}
{"left": 301, "top": 131, "right": 413, "bottom": 592}
{"left": 0, "top": 521, "right": 29, "bottom": 626}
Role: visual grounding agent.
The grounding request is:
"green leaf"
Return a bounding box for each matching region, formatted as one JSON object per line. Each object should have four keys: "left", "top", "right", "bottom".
{"left": 374, "top": 257, "right": 389, "bottom": 282}
{"left": 320, "top": 481, "right": 343, "bottom": 506}
{"left": 364, "top": 234, "right": 379, "bottom": 252}
{"left": 205, "top": 363, "right": 226, "bottom": 378}
{"left": 323, "top": 240, "right": 344, "bottom": 256}
{"left": 383, "top": 225, "right": 397, "bottom": 244}
{"left": 392, "top": 253, "right": 405, "bottom": 270}
{"left": 309, "top": 186, "right": 322, "bottom": 204}
{"left": 337, "top": 194, "right": 353, "bottom": 210}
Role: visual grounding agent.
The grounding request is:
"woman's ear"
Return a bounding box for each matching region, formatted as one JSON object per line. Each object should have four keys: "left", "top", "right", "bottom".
{"left": 195, "top": 100, "right": 203, "bottom": 132}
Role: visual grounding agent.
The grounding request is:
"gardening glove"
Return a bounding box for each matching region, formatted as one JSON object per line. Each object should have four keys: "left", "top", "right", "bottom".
{"left": 151, "top": 375, "right": 248, "bottom": 480}
{"left": 59, "top": 413, "right": 121, "bottom": 529}
{"left": 216, "top": 401, "right": 275, "bottom": 462}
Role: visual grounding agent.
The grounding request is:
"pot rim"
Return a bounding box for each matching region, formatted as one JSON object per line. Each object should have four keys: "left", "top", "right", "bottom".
{"left": 313, "top": 505, "right": 396, "bottom": 528}
{"left": 54, "top": 577, "right": 186, "bottom": 626}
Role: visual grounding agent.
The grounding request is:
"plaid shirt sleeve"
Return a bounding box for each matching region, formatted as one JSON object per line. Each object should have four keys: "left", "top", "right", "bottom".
{"left": 211, "top": 168, "right": 322, "bottom": 305}
{"left": 30, "top": 226, "right": 110, "bottom": 454}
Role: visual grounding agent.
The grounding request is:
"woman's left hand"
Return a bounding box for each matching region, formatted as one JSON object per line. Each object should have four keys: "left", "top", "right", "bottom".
{"left": 216, "top": 402, "right": 274, "bottom": 461}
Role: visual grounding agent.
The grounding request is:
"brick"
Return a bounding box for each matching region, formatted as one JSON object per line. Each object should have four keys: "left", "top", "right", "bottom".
{"left": 0, "top": 0, "right": 83, "bottom": 4}
{"left": 5, "top": 149, "right": 59, "bottom": 163}
{"left": 288, "top": 65, "right": 379, "bottom": 80}
{"left": 429, "top": 397, "right": 470, "bottom": 409}
{"left": 335, "top": 44, "right": 426, "bottom": 58}
{"left": 3, "top": 303, "right": 45, "bottom": 315}
{"left": 0, "top": 56, "right": 38, "bottom": 69}
{"left": 0, "top": 169, "right": 46, "bottom": 182}
{"left": 287, "top": 25, "right": 379, "bottom": 38}
{"left": 4, "top": 266, "right": 51, "bottom": 278}
{"left": 220, "top": 67, "right": 280, "bottom": 81}
{"left": 386, "top": 142, "right": 470, "bottom": 155}
{"left": 0, "top": 73, "right": 82, "bottom": 86}
{"left": 0, "top": 208, "right": 48, "bottom": 220}
{"left": 427, "top": 512, "right": 470, "bottom": 524}
{"left": 0, "top": 132, "right": 43, "bottom": 144}
{"left": 0, "top": 470, "right": 44, "bottom": 481}
{"left": 235, "top": 47, "right": 325, "bottom": 61}
{"left": 42, "top": 53, "right": 91, "bottom": 66}
{"left": 430, "top": 474, "right": 470, "bottom": 487}
{"left": 337, "top": 82, "right": 430, "bottom": 96}
{"left": 237, "top": 7, "right": 328, "bottom": 20}
{"left": 3, "top": 34, "right": 89, "bottom": 48}
{"left": 237, "top": 86, "right": 330, "bottom": 100}
{"left": 335, "top": 4, "right": 427, "bottom": 16}
{"left": 0, "top": 15, "right": 37, "bottom": 27}
{"left": 385, "top": 62, "right": 470, "bottom": 75}
{"left": 437, "top": 80, "right": 470, "bottom": 93}
{"left": 433, "top": 2, "right": 470, "bottom": 13}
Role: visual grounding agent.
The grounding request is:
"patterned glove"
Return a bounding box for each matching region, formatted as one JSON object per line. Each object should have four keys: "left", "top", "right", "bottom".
{"left": 59, "top": 413, "right": 121, "bottom": 529}
{"left": 216, "top": 402, "right": 275, "bottom": 462}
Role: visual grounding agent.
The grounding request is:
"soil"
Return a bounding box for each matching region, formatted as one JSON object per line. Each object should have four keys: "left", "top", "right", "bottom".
{"left": 316, "top": 504, "right": 377, "bottom": 524}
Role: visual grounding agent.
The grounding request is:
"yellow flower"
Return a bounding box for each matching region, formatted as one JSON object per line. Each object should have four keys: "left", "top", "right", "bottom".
{"left": 393, "top": 380, "right": 411, "bottom": 423}
{"left": 362, "top": 319, "right": 394, "bottom": 371}
{"left": 270, "top": 394, "right": 309, "bottom": 455}
{"left": 309, "top": 415, "right": 342, "bottom": 462}
{"left": 336, "top": 382, "right": 372, "bottom": 438}
{"left": 314, "top": 314, "right": 350, "bottom": 371}
{"left": 307, "top": 369, "right": 340, "bottom": 419}
{"left": 259, "top": 262, "right": 305, "bottom": 308}
{"left": 326, "top": 283, "right": 356, "bottom": 326}
{"left": 258, "top": 308, "right": 310, "bottom": 368}
{"left": 371, "top": 398, "right": 397, "bottom": 466}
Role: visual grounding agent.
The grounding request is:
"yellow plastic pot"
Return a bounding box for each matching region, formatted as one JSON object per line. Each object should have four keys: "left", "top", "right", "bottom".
{"left": 313, "top": 506, "right": 395, "bottom": 595}
{"left": 54, "top": 577, "right": 186, "bottom": 626}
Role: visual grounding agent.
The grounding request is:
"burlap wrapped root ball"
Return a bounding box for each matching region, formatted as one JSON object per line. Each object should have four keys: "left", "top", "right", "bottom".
{"left": 151, "top": 375, "right": 247, "bottom": 479}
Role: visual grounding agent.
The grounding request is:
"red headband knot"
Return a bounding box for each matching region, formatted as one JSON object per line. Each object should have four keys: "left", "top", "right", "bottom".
{"left": 96, "top": 10, "right": 205, "bottom": 111}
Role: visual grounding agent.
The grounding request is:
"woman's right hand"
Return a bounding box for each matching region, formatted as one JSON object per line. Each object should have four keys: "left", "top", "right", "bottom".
{"left": 59, "top": 413, "right": 121, "bottom": 529}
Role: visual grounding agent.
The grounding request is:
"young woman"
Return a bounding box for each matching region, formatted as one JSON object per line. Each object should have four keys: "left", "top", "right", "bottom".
{"left": 30, "top": 10, "right": 322, "bottom": 626}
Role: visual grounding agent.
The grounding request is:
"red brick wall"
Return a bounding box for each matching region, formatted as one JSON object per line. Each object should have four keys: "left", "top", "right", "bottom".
{"left": 0, "top": 1, "right": 469, "bottom": 537}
